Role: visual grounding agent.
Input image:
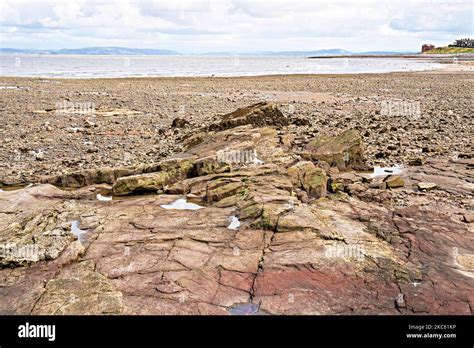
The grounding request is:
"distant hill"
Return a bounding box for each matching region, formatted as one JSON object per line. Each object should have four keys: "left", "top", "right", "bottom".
{"left": 0, "top": 47, "right": 415, "bottom": 56}
{"left": 54, "top": 47, "right": 179, "bottom": 55}
{"left": 0, "top": 47, "right": 179, "bottom": 56}
{"left": 0, "top": 48, "right": 49, "bottom": 54}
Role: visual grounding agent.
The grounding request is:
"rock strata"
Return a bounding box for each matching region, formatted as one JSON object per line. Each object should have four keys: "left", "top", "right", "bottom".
{"left": 0, "top": 102, "right": 472, "bottom": 315}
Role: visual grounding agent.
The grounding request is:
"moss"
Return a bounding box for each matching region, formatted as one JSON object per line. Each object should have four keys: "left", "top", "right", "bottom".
{"left": 178, "top": 159, "right": 195, "bottom": 172}
{"left": 306, "top": 171, "right": 326, "bottom": 187}
{"left": 207, "top": 181, "right": 244, "bottom": 202}
{"left": 307, "top": 130, "right": 361, "bottom": 152}
{"left": 193, "top": 157, "right": 228, "bottom": 176}
{"left": 214, "top": 195, "right": 238, "bottom": 208}
{"left": 330, "top": 182, "right": 343, "bottom": 193}
{"left": 305, "top": 129, "right": 365, "bottom": 171}
{"left": 240, "top": 203, "right": 263, "bottom": 219}
{"left": 260, "top": 211, "right": 276, "bottom": 230}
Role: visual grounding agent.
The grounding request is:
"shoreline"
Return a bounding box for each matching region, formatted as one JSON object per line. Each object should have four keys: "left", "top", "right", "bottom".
{"left": 309, "top": 53, "right": 474, "bottom": 59}
{"left": 1, "top": 58, "right": 472, "bottom": 81}
{"left": 3, "top": 55, "right": 471, "bottom": 80}
{"left": 1, "top": 64, "right": 472, "bottom": 82}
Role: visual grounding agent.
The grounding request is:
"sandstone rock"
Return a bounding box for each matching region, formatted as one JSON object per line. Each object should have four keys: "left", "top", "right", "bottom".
{"left": 42, "top": 167, "right": 137, "bottom": 188}
{"left": 208, "top": 102, "right": 288, "bottom": 131}
{"left": 384, "top": 175, "right": 404, "bottom": 189}
{"left": 409, "top": 157, "right": 425, "bottom": 166}
{"left": 42, "top": 158, "right": 195, "bottom": 189}
{"left": 1, "top": 102, "right": 472, "bottom": 316}
{"left": 32, "top": 261, "right": 124, "bottom": 314}
{"left": 1, "top": 160, "right": 473, "bottom": 315}
{"left": 0, "top": 186, "right": 81, "bottom": 267}
{"left": 304, "top": 129, "right": 366, "bottom": 171}
{"left": 463, "top": 213, "right": 473, "bottom": 223}
{"left": 288, "top": 161, "right": 327, "bottom": 199}
{"left": 369, "top": 176, "right": 387, "bottom": 190}
{"left": 112, "top": 158, "right": 194, "bottom": 195}
{"left": 113, "top": 171, "right": 172, "bottom": 195}
{"left": 328, "top": 172, "right": 362, "bottom": 193}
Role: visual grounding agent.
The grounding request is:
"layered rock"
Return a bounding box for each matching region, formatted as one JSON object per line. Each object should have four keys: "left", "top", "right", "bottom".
{"left": 41, "top": 167, "right": 137, "bottom": 188}
{"left": 1, "top": 103, "right": 472, "bottom": 315}
{"left": 208, "top": 102, "right": 289, "bottom": 131}
{"left": 112, "top": 158, "right": 195, "bottom": 195}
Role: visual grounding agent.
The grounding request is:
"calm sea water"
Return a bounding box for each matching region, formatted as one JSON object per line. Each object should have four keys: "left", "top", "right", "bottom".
{"left": 0, "top": 54, "right": 443, "bottom": 78}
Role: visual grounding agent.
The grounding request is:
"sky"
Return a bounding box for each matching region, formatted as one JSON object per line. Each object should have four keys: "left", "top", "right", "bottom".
{"left": 0, "top": 0, "right": 473, "bottom": 53}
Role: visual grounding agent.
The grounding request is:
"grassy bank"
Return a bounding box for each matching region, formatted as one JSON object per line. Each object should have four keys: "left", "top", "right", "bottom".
{"left": 425, "top": 46, "right": 474, "bottom": 54}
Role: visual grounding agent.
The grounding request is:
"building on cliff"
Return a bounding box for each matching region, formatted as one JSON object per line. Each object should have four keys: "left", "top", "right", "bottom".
{"left": 421, "top": 44, "right": 435, "bottom": 53}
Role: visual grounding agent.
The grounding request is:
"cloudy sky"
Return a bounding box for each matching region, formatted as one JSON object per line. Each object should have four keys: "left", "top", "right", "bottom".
{"left": 1, "top": 0, "right": 472, "bottom": 53}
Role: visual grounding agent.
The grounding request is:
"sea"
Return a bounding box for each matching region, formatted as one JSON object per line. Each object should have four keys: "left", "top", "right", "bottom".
{"left": 0, "top": 54, "right": 444, "bottom": 78}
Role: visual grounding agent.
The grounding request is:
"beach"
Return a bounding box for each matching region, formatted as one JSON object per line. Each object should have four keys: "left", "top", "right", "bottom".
{"left": 0, "top": 63, "right": 473, "bottom": 315}
{"left": 1, "top": 65, "right": 472, "bottom": 185}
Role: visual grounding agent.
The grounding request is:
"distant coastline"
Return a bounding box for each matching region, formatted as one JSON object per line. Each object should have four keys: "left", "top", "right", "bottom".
{"left": 0, "top": 46, "right": 415, "bottom": 57}
{"left": 309, "top": 54, "right": 474, "bottom": 61}
{"left": 0, "top": 55, "right": 445, "bottom": 78}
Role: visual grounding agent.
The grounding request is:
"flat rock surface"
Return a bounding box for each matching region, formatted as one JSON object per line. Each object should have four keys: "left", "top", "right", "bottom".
{"left": 0, "top": 116, "right": 472, "bottom": 314}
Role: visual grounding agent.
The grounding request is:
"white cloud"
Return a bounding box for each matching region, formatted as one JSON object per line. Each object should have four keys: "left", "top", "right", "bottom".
{"left": 0, "top": 0, "right": 472, "bottom": 52}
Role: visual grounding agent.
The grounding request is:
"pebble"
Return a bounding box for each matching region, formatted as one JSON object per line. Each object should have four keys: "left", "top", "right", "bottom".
{"left": 417, "top": 182, "right": 437, "bottom": 191}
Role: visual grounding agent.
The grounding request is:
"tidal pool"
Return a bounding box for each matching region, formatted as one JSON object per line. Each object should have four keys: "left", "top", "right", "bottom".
{"left": 160, "top": 198, "right": 204, "bottom": 210}
{"left": 70, "top": 220, "right": 87, "bottom": 243}
{"left": 96, "top": 193, "right": 113, "bottom": 201}
{"left": 370, "top": 165, "right": 404, "bottom": 178}
{"left": 227, "top": 215, "right": 241, "bottom": 230}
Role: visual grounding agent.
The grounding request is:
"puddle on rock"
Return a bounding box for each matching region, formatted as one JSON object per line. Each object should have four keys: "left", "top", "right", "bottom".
{"left": 228, "top": 303, "right": 263, "bottom": 315}
{"left": 370, "top": 165, "right": 404, "bottom": 178}
{"left": 96, "top": 193, "right": 113, "bottom": 201}
{"left": 160, "top": 198, "right": 204, "bottom": 210}
{"left": 227, "top": 215, "right": 241, "bottom": 230}
{"left": 70, "top": 220, "right": 88, "bottom": 243}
